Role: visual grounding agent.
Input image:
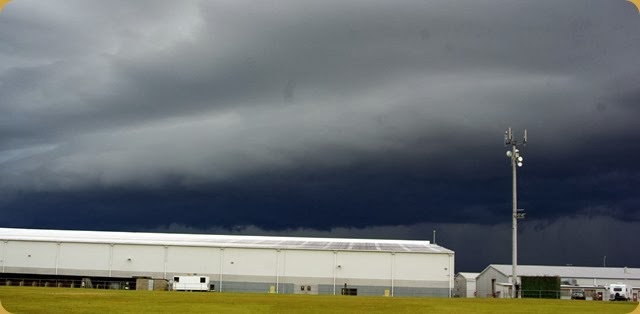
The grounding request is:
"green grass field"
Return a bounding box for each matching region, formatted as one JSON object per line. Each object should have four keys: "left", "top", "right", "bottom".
{"left": 0, "top": 287, "right": 637, "bottom": 314}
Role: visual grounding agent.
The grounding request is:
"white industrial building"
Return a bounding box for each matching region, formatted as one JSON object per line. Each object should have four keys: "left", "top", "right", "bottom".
{"left": 0, "top": 228, "right": 454, "bottom": 297}
{"left": 453, "top": 272, "right": 479, "bottom": 298}
{"left": 476, "top": 264, "right": 640, "bottom": 300}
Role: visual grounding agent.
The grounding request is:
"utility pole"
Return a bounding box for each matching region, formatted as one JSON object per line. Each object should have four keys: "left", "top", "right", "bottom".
{"left": 433, "top": 229, "right": 436, "bottom": 244}
{"left": 505, "top": 127, "right": 527, "bottom": 298}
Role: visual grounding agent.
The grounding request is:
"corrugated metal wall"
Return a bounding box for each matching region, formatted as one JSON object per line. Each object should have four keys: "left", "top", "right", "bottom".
{"left": 0, "top": 239, "right": 453, "bottom": 297}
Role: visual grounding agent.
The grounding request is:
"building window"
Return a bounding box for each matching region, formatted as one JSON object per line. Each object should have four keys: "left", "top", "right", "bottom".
{"left": 300, "top": 285, "right": 305, "bottom": 291}
{"left": 174, "top": 277, "right": 180, "bottom": 283}
{"left": 200, "top": 277, "right": 206, "bottom": 283}
{"left": 306, "top": 286, "right": 311, "bottom": 291}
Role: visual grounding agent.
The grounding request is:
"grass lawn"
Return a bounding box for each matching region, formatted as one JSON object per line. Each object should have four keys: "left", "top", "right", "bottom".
{"left": 0, "top": 287, "right": 637, "bottom": 313}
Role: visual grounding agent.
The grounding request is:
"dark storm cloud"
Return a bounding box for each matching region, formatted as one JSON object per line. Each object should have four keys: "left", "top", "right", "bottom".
{"left": 1, "top": 0, "right": 639, "bottom": 269}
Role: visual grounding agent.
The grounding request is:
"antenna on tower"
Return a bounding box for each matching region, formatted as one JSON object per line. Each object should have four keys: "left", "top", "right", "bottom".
{"left": 505, "top": 127, "right": 513, "bottom": 145}
{"left": 504, "top": 127, "right": 528, "bottom": 298}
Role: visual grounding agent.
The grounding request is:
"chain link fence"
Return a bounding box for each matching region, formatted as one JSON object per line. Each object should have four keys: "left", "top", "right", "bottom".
{"left": 521, "top": 290, "right": 561, "bottom": 299}
{"left": 0, "top": 276, "right": 133, "bottom": 290}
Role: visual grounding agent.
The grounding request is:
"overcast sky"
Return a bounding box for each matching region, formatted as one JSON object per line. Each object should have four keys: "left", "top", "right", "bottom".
{"left": 1, "top": 0, "right": 639, "bottom": 272}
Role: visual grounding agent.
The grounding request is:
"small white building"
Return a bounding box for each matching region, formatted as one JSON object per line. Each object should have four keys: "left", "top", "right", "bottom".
{"left": 476, "top": 264, "right": 640, "bottom": 300}
{"left": 0, "top": 227, "right": 454, "bottom": 297}
{"left": 454, "top": 272, "right": 479, "bottom": 298}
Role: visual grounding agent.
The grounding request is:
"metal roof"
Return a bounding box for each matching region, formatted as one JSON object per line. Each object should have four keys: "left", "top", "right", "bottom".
{"left": 455, "top": 272, "right": 480, "bottom": 280}
{"left": 487, "top": 264, "right": 640, "bottom": 280}
{"left": 0, "top": 228, "right": 453, "bottom": 254}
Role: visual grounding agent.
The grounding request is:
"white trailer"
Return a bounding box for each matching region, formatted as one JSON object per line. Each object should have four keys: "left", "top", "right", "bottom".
{"left": 172, "top": 275, "right": 211, "bottom": 291}
{"left": 606, "top": 283, "right": 630, "bottom": 301}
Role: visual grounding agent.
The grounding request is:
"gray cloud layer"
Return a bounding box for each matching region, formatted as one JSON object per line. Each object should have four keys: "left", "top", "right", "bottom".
{"left": 2, "top": 1, "right": 639, "bottom": 192}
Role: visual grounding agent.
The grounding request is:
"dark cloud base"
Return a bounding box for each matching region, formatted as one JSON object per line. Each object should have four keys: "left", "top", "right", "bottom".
{"left": 145, "top": 215, "right": 640, "bottom": 272}
{"left": 2, "top": 151, "right": 638, "bottom": 232}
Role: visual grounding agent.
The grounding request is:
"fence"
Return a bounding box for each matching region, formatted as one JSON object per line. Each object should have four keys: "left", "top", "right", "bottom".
{"left": 521, "top": 290, "right": 561, "bottom": 299}
{"left": 0, "top": 277, "right": 132, "bottom": 290}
